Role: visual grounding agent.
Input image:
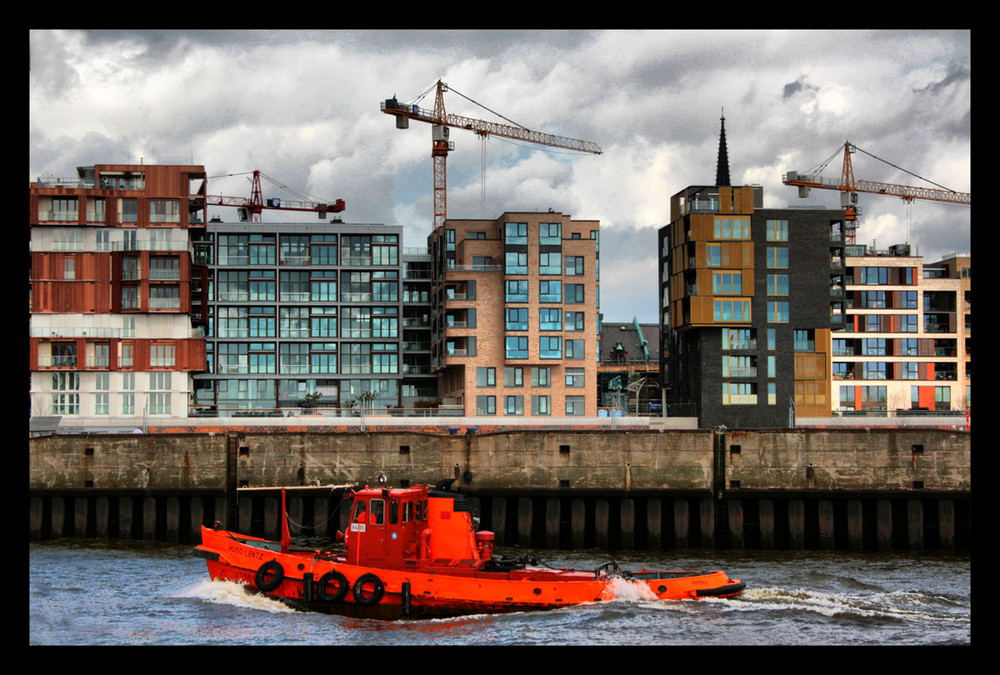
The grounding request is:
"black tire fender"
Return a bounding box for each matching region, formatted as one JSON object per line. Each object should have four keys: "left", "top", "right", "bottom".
{"left": 255, "top": 559, "right": 284, "bottom": 592}
{"left": 352, "top": 573, "right": 385, "bottom": 606}
{"left": 316, "top": 569, "right": 349, "bottom": 602}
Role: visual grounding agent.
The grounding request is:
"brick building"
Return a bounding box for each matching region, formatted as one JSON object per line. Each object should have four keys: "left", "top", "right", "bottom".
{"left": 428, "top": 212, "right": 601, "bottom": 417}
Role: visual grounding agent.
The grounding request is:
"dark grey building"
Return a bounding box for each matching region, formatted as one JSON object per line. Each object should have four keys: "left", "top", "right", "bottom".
{"left": 658, "top": 116, "right": 845, "bottom": 428}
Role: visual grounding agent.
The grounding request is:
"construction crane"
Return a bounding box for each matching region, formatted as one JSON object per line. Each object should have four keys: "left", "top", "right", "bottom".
{"left": 381, "top": 79, "right": 602, "bottom": 229}
{"left": 782, "top": 141, "right": 970, "bottom": 244}
{"left": 206, "top": 170, "right": 345, "bottom": 223}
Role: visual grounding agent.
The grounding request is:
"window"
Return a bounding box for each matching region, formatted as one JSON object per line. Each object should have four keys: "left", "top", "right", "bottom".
{"left": 722, "top": 328, "right": 754, "bottom": 350}
{"left": 476, "top": 395, "right": 496, "bottom": 415}
{"left": 706, "top": 244, "right": 722, "bottom": 267}
{"left": 767, "top": 247, "right": 788, "bottom": 268}
{"left": 505, "top": 336, "right": 528, "bottom": 359}
{"left": 863, "top": 362, "right": 887, "bottom": 380}
{"left": 539, "top": 251, "right": 561, "bottom": 275}
{"left": 505, "top": 280, "right": 529, "bottom": 303}
{"left": 564, "top": 339, "right": 585, "bottom": 360}
{"left": 794, "top": 330, "right": 815, "bottom": 351}
{"left": 566, "top": 284, "right": 585, "bottom": 303}
{"left": 859, "top": 267, "right": 886, "bottom": 285}
{"left": 476, "top": 367, "right": 496, "bottom": 387}
{"left": 540, "top": 222, "right": 561, "bottom": 244}
{"left": 722, "top": 356, "right": 756, "bottom": 378}
{"left": 532, "top": 395, "right": 551, "bottom": 416}
{"left": 540, "top": 336, "right": 562, "bottom": 359}
{"left": 150, "top": 200, "right": 180, "bottom": 223}
{"left": 531, "top": 367, "right": 551, "bottom": 387}
{"left": 310, "top": 235, "right": 337, "bottom": 265}
{"left": 149, "top": 372, "right": 172, "bottom": 414}
{"left": 722, "top": 382, "right": 757, "bottom": 405}
{"left": 565, "top": 368, "right": 585, "bottom": 388}
{"left": 505, "top": 251, "right": 528, "bottom": 275}
{"left": 862, "top": 338, "right": 886, "bottom": 356}
{"left": 504, "top": 395, "right": 524, "bottom": 416}
{"left": 565, "top": 256, "right": 585, "bottom": 276}
{"left": 565, "top": 396, "right": 585, "bottom": 415}
{"left": 767, "top": 301, "right": 789, "bottom": 323}
{"left": 714, "top": 300, "right": 750, "bottom": 321}
{"left": 713, "top": 271, "right": 743, "bottom": 294}
{"left": 565, "top": 311, "right": 585, "bottom": 331}
{"left": 506, "top": 308, "right": 529, "bottom": 331}
{"left": 715, "top": 217, "right": 750, "bottom": 239}
{"left": 766, "top": 219, "right": 788, "bottom": 241}
{"left": 150, "top": 257, "right": 180, "bottom": 280}
{"left": 767, "top": 274, "right": 788, "bottom": 295}
{"left": 539, "top": 308, "right": 562, "bottom": 331}
{"left": 149, "top": 286, "right": 180, "bottom": 310}
{"left": 504, "top": 367, "right": 523, "bottom": 387}
{"left": 504, "top": 222, "right": 527, "bottom": 244}
{"left": 310, "top": 271, "right": 337, "bottom": 302}
{"left": 540, "top": 280, "right": 562, "bottom": 303}
{"left": 51, "top": 372, "right": 79, "bottom": 415}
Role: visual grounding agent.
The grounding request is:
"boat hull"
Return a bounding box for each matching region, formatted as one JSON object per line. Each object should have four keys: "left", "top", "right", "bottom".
{"left": 195, "top": 525, "right": 745, "bottom": 620}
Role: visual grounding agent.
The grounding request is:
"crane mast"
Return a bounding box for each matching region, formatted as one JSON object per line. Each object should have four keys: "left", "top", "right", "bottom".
{"left": 382, "top": 80, "right": 602, "bottom": 229}
{"left": 782, "top": 141, "right": 970, "bottom": 244}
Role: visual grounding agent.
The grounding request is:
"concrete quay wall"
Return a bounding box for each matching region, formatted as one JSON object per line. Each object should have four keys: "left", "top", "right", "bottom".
{"left": 30, "top": 427, "right": 969, "bottom": 493}
{"left": 29, "top": 428, "right": 970, "bottom": 551}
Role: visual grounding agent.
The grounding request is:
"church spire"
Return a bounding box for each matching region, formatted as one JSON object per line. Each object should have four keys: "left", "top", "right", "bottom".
{"left": 716, "top": 107, "right": 731, "bottom": 187}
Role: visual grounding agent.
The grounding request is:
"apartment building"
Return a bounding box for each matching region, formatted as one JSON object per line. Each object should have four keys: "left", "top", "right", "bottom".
{"left": 191, "top": 222, "right": 434, "bottom": 414}
{"left": 427, "top": 212, "right": 601, "bottom": 417}
{"left": 29, "top": 164, "right": 208, "bottom": 422}
{"left": 833, "top": 246, "right": 970, "bottom": 413}
{"left": 658, "top": 117, "right": 845, "bottom": 428}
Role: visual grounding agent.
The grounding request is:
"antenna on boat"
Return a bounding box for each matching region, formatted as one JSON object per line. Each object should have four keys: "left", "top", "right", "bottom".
{"left": 280, "top": 488, "right": 291, "bottom": 554}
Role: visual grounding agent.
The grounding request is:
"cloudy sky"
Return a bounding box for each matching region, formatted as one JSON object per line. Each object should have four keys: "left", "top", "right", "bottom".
{"left": 29, "top": 29, "right": 971, "bottom": 323}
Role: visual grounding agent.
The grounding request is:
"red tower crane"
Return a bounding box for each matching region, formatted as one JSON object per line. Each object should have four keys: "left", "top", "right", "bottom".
{"left": 782, "top": 141, "right": 970, "bottom": 244}
{"left": 206, "top": 170, "right": 345, "bottom": 223}
{"left": 381, "top": 80, "right": 602, "bottom": 229}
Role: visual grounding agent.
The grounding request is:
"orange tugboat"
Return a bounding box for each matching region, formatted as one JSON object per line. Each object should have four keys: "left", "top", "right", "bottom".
{"left": 194, "top": 480, "right": 745, "bottom": 620}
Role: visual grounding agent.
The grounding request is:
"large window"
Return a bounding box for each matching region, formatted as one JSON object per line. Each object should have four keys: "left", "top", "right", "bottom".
{"left": 565, "top": 256, "right": 585, "bottom": 276}
{"left": 715, "top": 217, "right": 750, "bottom": 239}
{"left": 540, "top": 336, "right": 562, "bottom": 359}
{"left": 506, "top": 308, "right": 529, "bottom": 331}
{"left": 540, "top": 280, "right": 562, "bottom": 303}
{"left": 767, "top": 247, "right": 788, "bottom": 269}
{"left": 476, "top": 367, "right": 496, "bottom": 387}
{"left": 504, "top": 222, "right": 527, "bottom": 245}
{"left": 766, "top": 219, "right": 788, "bottom": 241}
{"left": 539, "top": 308, "right": 562, "bottom": 331}
{"left": 505, "top": 336, "right": 528, "bottom": 359}
{"left": 539, "top": 251, "right": 561, "bottom": 275}
{"left": 505, "top": 280, "right": 529, "bottom": 303}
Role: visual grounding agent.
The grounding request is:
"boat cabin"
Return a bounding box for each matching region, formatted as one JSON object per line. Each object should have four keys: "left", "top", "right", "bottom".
{"left": 344, "top": 483, "right": 495, "bottom": 571}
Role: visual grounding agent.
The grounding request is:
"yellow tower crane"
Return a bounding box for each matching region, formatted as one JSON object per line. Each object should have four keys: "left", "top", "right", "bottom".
{"left": 782, "top": 141, "right": 970, "bottom": 245}
{"left": 382, "top": 80, "right": 602, "bottom": 229}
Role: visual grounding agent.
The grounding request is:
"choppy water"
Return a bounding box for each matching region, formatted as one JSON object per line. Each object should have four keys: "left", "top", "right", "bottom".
{"left": 29, "top": 540, "right": 971, "bottom": 646}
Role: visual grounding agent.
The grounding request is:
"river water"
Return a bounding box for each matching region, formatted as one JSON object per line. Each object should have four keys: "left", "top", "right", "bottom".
{"left": 29, "top": 540, "right": 971, "bottom": 646}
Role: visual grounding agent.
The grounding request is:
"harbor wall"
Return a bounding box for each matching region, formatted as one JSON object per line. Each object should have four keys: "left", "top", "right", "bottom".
{"left": 28, "top": 428, "right": 970, "bottom": 551}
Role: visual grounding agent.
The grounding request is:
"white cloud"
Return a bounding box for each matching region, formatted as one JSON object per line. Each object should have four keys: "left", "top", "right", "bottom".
{"left": 29, "top": 29, "right": 971, "bottom": 322}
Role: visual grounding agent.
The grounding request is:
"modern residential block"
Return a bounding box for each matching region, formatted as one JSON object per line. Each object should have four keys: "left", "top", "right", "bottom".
{"left": 658, "top": 117, "right": 845, "bottom": 428}
{"left": 191, "top": 222, "right": 434, "bottom": 415}
{"left": 29, "top": 164, "right": 208, "bottom": 423}
{"left": 427, "top": 212, "right": 601, "bottom": 417}
{"left": 833, "top": 246, "right": 970, "bottom": 413}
